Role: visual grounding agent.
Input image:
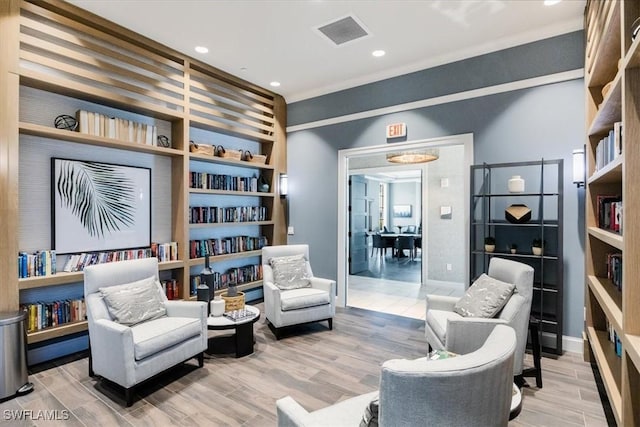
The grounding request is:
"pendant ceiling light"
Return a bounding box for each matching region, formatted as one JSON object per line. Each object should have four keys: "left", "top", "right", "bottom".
{"left": 386, "top": 148, "right": 439, "bottom": 164}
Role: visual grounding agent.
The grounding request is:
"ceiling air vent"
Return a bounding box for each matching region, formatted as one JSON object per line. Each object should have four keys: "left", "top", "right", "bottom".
{"left": 315, "top": 15, "right": 370, "bottom": 46}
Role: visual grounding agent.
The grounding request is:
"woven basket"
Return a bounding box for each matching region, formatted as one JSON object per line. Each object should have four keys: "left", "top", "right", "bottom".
{"left": 244, "top": 150, "right": 267, "bottom": 164}
{"left": 189, "top": 142, "right": 215, "bottom": 156}
{"left": 221, "top": 291, "right": 245, "bottom": 311}
{"left": 216, "top": 145, "right": 242, "bottom": 160}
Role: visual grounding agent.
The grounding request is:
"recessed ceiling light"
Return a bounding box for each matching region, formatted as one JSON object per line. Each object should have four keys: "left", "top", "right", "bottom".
{"left": 544, "top": 0, "right": 561, "bottom": 5}
{"left": 270, "top": 81, "right": 281, "bottom": 87}
{"left": 195, "top": 46, "right": 209, "bottom": 54}
{"left": 372, "top": 50, "right": 386, "bottom": 57}
{"left": 240, "top": 67, "right": 247, "bottom": 72}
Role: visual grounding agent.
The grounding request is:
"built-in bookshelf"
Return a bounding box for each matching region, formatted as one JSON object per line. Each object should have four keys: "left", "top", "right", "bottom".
{"left": 584, "top": 1, "right": 640, "bottom": 424}
{"left": 0, "top": 0, "right": 286, "bottom": 355}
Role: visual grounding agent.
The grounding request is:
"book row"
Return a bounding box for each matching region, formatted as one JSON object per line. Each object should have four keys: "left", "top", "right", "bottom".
{"left": 150, "top": 242, "right": 179, "bottom": 262}
{"left": 605, "top": 319, "right": 623, "bottom": 358}
{"left": 161, "top": 279, "right": 180, "bottom": 300}
{"left": 189, "top": 236, "right": 268, "bottom": 259}
{"left": 76, "top": 109, "right": 160, "bottom": 146}
{"left": 18, "top": 250, "right": 56, "bottom": 278}
{"left": 189, "top": 264, "right": 263, "bottom": 296}
{"left": 606, "top": 252, "right": 622, "bottom": 291}
{"left": 190, "top": 206, "right": 268, "bottom": 224}
{"left": 594, "top": 121, "right": 623, "bottom": 172}
{"left": 190, "top": 172, "right": 259, "bottom": 193}
{"left": 21, "top": 298, "right": 86, "bottom": 333}
{"left": 596, "top": 195, "right": 622, "bottom": 234}
{"left": 62, "top": 248, "right": 154, "bottom": 272}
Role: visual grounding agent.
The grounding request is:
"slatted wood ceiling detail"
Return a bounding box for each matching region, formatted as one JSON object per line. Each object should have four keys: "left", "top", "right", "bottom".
{"left": 19, "top": 2, "right": 186, "bottom": 120}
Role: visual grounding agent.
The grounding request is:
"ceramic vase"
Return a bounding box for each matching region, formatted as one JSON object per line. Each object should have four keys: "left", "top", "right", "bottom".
{"left": 508, "top": 175, "right": 525, "bottom": 193}
{"left": 210, "top": 298, "right": 225, "bottom": 317}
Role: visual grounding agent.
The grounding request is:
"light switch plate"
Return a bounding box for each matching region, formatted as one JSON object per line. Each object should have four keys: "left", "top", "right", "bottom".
{"left": 287, "top": 226, "right": 295, "bottom": 235}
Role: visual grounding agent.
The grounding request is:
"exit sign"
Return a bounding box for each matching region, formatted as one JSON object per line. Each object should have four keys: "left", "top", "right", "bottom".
{"left": 386, "top": 123, "right": 406, "bottom": 139}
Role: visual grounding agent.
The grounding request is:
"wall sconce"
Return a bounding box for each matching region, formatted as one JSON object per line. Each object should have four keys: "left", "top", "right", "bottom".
{"left": 279, "top": 173, "right": 288, "bottom": 197}
{"left": 572, "top": 148, "right": 585, "bottom": 187}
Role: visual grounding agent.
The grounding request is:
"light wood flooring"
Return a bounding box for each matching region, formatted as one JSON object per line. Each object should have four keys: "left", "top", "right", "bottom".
{"left": 0, "top": 303, "right": 611, "bottom": 426}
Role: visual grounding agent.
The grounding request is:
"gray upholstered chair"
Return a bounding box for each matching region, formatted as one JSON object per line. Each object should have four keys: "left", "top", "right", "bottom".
{"left": 84, "top": 258, "right": 207, "bottom": 406}
{"left": 425, "top": 257, "right": 534, "bottom": 379}
{"left": 276, "top": 324, "right": 516, "bottom": 427}
{"left": 262, "top": 245, "right": 335, "bottom": 339}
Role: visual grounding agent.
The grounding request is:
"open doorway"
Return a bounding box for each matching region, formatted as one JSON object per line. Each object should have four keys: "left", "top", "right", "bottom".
{"left": 337, "top": 134, "right": 474, "bottom": 319}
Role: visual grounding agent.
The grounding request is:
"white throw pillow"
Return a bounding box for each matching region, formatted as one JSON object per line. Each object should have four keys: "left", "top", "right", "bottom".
{"left": 99, "top": 275, "right": 167, "bottom": 325}
{"left": 269, "top": 254, "right": 311, "bottom": 290}
{"left": 453, "top": 274, "right": 515, "bottom": 318}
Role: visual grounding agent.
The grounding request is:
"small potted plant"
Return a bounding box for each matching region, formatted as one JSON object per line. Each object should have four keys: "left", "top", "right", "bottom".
{"left": 484, "top": 236, "right": 496, "bottom": 253}
{"left": 510, "top": 243, "right": 518, "bottom": 254}
{"left": 532, "top": 238, "right": 544, "bottom": 256}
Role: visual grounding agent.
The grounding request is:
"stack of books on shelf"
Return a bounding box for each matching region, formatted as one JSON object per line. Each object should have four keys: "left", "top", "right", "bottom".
{"left": 150, "top": 242, "right": 179, "bottom": 262}
{"left": 606, "top": 319, "right": 623, "bottom": 358}
{"left": 160, "top": 279, "right": 180, "bottom": 300}
{"left": 190, "top": 172, "right": 259, "bottom": 192}
{"left": 189, "top": 206, "right": 268, "bottom": 224}
{"left": 76, "top": 109, "right": 159, "bottom": 146}
{"left": 189, "top": 263, "right": 263, "bottom": 296}
{"left": 189, "top": 236, "right": 268, "bottom": 258}
{"left": 597, "top": 195, "right": 623, "bottom": 234}
{"left": 607, "top": 253, "right": 622, "bottom": 291}
{"left": 594, "top": 121, "right": 623, "bottom": 172}
{"left": 21, "top": 298, "right": 86, "bottom": 332}
{"left": 18, "top": 250, "right": 56, "bottom": 278}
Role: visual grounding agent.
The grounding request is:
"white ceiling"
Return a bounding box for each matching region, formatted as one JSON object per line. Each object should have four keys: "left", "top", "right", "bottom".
{"left": 68, "top": 0, "right": 585, "bottom": 103}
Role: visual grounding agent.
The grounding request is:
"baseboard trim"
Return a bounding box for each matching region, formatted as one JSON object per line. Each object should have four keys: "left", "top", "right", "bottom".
{"left": 541, "top": 332, "right": 583, "bottom": 356}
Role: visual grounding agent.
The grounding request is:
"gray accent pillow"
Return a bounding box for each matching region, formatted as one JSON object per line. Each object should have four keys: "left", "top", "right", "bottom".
{"left": 269, "top": 254, "right": 311, "bottom": 290}
{"left": 453, "top": 273, "right": 515, "bottom": 318}
{"left": 99, "top": 275, "right": 167, "bottom": 325}
{"left": 360, "top": 394, "right": 379, "bottom": 427}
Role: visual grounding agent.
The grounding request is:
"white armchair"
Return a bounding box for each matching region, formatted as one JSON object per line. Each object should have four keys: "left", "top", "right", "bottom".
{"left": 262, "top": 245, "right": 335, "bottom": 339}
{"left": 425, "top": 257, "right": 534, "bottom": 378}
{"left": 84, "top": 258, "right": 207, "bottom": 406}
{"left": 277, "top": 325, "right": 517, "bottom": 427}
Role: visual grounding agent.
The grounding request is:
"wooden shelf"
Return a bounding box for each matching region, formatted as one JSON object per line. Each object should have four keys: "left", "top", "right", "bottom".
{"left": 472, "top": 250, "right": 559, "bottom": 260}
{"left": 588, "top": 154, "right": 623, "bottom": 185}
{"left": 19, "top": 260, "right": 185, "bottom": 290}
{"left": 588, "top": 275, "right": 622, "bottom": 333}
{"left": 19, "top": 122, "right": 184, "bottom": 157}
{"left": 189, "top": 221, "right": 274, "bottom": 229}
{"left": 625, "top": 334, "right": 640, "bottom": 376}
{"left": 588, "top": 69, "right": 622, "bottom": 137}
{"left": 188, "top": 280, "right": 263, "bottom": 301}
{"left": 189, "top": 188, "right": 275, "bottom": 197}
{"left": 586, "top": 0, "right": 621, "bottom": 87}
{"left": 27, "top": 320, "right": 88, "bottom": 344}
{"left": 586, "top": 327, "right": 622, "bottom": 425}
{"left": 189, "top": 250, "right": 262, "bottom": 266}
{"left": 588, "top": 226, "right": 623, "bottom": 250}
{"left": 189, "top": 152, "right": 274, "bottom": 170}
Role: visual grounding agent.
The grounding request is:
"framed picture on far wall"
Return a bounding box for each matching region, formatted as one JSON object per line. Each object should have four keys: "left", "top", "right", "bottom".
{"left": 51, "top": 157, "right": 151, "bottom": 254}
{"left": 393, "top": 204, "right": 412, "bottom": 218}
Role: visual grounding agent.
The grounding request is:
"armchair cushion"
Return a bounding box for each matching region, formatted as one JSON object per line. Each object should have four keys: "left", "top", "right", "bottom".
{"left": 270, "top": 254, "right": 311, "bottom": 290}
{"left": 281, "top": 288, "right": 330, "bottom": 311}
{"left": 426, "top": 310, "right": 461, "bottom": 343}
{"left": 99, "top": 275, "right": 166, "bottom": 325}
{"left": 131, "top": 316, "right": 202, "bottom": 361}
{"left": 453, "top": 273, "right": 515, "bottom": 318}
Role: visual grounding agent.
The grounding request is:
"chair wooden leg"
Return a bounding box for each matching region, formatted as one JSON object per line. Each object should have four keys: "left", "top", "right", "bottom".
{"left": 197, "top": 352, "right": 204, "bottom": 368}
{"left": 125, "top": 387, "right": 134, "bottom": 407}
{"left": 88, "top": 341, "right": 94, "bottom": 377}
{"left": 328, "top": 318, "right": 333, "bottom": 330}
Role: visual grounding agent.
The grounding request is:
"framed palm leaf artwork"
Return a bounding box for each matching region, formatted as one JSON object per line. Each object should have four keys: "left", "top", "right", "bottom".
{"left": 52, "top": 158, "right": 151, "bottom": 254}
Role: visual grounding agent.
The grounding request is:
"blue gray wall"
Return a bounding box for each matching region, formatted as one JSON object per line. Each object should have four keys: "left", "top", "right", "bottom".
{"left": 286, "top": 31, "right": 586, "bottom": 339}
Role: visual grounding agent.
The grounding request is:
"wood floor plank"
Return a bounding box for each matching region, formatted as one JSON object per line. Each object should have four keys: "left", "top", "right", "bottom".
{"left": 9, "top": 304, "right": 609, "bottom": 426}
